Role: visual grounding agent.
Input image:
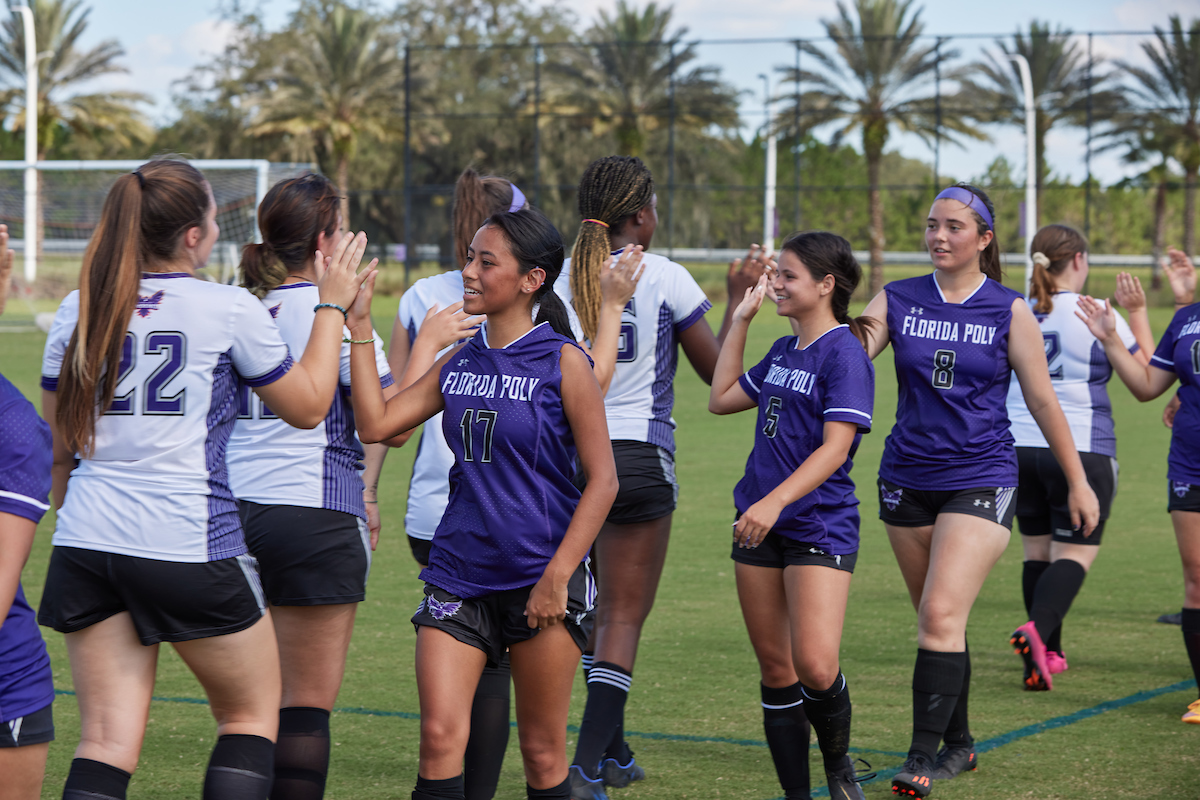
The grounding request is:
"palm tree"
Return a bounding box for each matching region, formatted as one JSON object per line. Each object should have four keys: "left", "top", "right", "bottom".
{"left": 776, "top": 0, "right": 982, "bottom": 293}
{"left": 1119, "top": 16, "right": 1200, "bottom": 257}
{"left": 959, "top": 21, "right": 1124, "bottom": 227}
{"left": 248, "top": 0, "right": 406, "bottom": 225}
{"left": 546, "top": 0, "right": 740, "bottom": 158}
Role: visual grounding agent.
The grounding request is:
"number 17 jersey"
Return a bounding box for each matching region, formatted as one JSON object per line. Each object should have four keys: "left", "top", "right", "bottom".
{"left": 879, "top": 274, "right": 1024, "bottom": 490}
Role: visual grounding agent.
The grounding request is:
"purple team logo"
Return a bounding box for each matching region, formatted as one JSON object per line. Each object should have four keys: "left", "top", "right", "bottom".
{"left": 269, "top": 303, "right": 282, "bottom": 319}
{"left": 882, "top": 486, "right": 904, "bottom": 511}
{"left": 135, "top": 290, "right": 165, "bottom": 318}
{"left": 1175, "top": 482, "right": 1191, "bottom": 499}
{"left": 422, "top": 594, "right": 463, "bottom": 620}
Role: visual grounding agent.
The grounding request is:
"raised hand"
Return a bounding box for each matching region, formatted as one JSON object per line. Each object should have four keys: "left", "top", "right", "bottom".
{"left": 1074, "top": 295, "right": 1116, "bottom": 341}
{"left": 318, "top": 231, "right": 377, "bottom": 315}
{"left": 1113, "top": 272, "right": 1146, "bottom": 312}
{"left": 733, "top": 272, "right": 770, "bottom": 325}
{"left": 600, "top": 245, "right": 645, "bottom": 308}
{"left": 729, "top": 244, "right": 774, "bottom": 298}
{"left": 0, "top": 224, "right": 11, "bottom": 316}
{"left": 1165, "top": 248, "right": 1197, "bottom": 306}
{"left": 414, "top": 301, "right": 483, "bottom": 353}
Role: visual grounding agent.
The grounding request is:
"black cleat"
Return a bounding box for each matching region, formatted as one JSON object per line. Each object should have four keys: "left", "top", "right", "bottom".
{"left": 568, "top": 765, "right": 609, "bottom": 800}
{"left": 598, "top": 754, "right": 645, "bottom": 788}
{"left": 825, "top": 755, "right": 875, "bottom": 800}
{"left": 891, "top": 753, "right": 935, "bottom": 798}
{"left": 930, "top": 743, "right": 977, "bottom": 780}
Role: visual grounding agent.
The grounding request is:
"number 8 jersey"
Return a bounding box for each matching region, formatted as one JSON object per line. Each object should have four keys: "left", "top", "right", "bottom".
{"left": 879, "top": 273, "right": 1025, "bottom": 490}
{"left": 41, "top": 273, "right": 294, "bottom": 563}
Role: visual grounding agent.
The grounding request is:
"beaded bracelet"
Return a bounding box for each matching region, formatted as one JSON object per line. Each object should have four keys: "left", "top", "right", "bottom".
{"left": 314, "top": 302, "right": 348, "bottom": 320}
{"left": 343, "top": 337, "right": 375, "bottom": 344}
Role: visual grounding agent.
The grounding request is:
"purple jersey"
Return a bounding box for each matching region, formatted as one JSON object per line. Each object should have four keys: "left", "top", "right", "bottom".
{"left": 734, "top": 327, "right": 874, "bottom": 554}
{"left": 1151, "top": 304, "right": 1200, "bottom": 484}
{"left": 421, "top": 323, "right": 586, "bottom": 599}
{"left": 880, "top": 274, "right": 1024, "bottom": 489}
{"left": 0, "top": 373, "right": 54, "bottom": 723}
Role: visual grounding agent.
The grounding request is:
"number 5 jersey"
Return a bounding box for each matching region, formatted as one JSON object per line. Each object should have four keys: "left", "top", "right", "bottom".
{"left": 879, "top": 273, "right": 1025, "bottom": 490}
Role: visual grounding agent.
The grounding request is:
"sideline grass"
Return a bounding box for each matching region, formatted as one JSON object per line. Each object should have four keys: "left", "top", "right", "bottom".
{"left": 2, "top": 291, "right": 1197, "bottom": 799}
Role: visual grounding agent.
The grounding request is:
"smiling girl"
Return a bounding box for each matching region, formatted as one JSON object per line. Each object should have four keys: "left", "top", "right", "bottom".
{"left": 858, "top": 184, "right": 1099, "bottom": 798}
{"left": 710, "top": 232, "right": 877, "bottom": 800}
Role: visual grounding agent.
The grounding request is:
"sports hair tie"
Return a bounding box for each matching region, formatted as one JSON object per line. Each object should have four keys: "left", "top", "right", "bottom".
{"left": 508, "top": 184, "right": 527, "bottom": 213}
{"left": 582, "top": 218, "right": 610, "bottom": 229}
{"left": 132, "top": 170, "right": 146, "bottom": 189}
{"left": 1032, "top": 252, "right": 1051, "bottom": 269}
{"left": 935, "top": 186, "right": 993, "bottom": 231}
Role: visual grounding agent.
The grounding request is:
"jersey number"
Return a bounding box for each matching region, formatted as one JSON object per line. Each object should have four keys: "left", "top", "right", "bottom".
{"left": 235, "top": 383, "right": 279, "bottom": 420}
{"left": 1192, "top": 340, "right": 1200, "bottom": 375}
{"left": 932, "top": 349, "right": 955, "bottom": 390}
{"left": 762, "top": 396, "right": 782, "bottom": 439}
{"left": 617, "top": 322, "right": 637, "bottom": 362}
{"left": 459, "top": 408, "right": 498, "bottom": 462}
{"left": 105, "top": 331, "right": 187, "bottom": 416}
{"left": 1043, "top": 333, "right": 1063, "bottom": 380}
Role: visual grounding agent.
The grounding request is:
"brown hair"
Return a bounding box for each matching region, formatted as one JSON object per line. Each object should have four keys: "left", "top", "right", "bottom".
{"left": 453, "top": 168, "right": 518, "bottom": 267}
{"left": 58, "top": 159, "right": 210, "bottom": 455}
{"left": 780, "top": 231, "right": 879, "bottom": 348}
{"left": 1028, "top": 224, "right": 1088, "bottom": 314}
{"left": 947, "top": 183, "right": 1002, "bottom": 282}
{"left": 570, "top": 156, "right": 654, "bottom": 342}
{"left": 241, "top": 173, "right": 341, "bottom": 298}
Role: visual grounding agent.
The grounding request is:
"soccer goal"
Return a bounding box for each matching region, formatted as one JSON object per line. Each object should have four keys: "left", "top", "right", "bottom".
{"left": 0, "top": 159, "right": 313, "bottom": 287}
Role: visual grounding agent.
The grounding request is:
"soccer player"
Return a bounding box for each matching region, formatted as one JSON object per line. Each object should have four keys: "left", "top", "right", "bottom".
{"left": 38, "top": 159, "right": 373, "bottom": 800}
{"left": 225, "top": 173, "right": 398, "bottom": 800}
{"left": 710, "top": 232, "right": 877, "bottom": 800}
{"left": 1077, "top": 247, "right": 1200, "bottom": 725}
{"left": 857, "top": 184, "right": 1099, "bottom": 798}
{"left": 348, "top": 207, "right": 618, "bottom": 800}
{"left": 1005, "top": 224, "right": 1159, "bottom": 691}
{"left": 0, "top": 225, "right": 56, "bottom": 800}
{"left": 553, "top": 155, "right": 761, "bottom": 798}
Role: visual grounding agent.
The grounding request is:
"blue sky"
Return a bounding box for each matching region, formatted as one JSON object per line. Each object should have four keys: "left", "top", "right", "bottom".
{"left": 80, "top": 0, "right": 1200, "bottom": 185}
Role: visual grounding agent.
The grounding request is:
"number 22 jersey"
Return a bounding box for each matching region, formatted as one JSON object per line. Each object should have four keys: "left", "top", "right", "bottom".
{"left": 879, "top": 274, "right": 1024, "bottom": 490}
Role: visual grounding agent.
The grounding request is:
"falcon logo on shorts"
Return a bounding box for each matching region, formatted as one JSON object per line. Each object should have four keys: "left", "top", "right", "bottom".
{"left": 1175, "top": 482, "right": 1191, "bottom": 498}
{"left": 269, "top": 303, "right": 282, "bottom": 319}
{"left": 135, "top": 290, "right": 165, "bottom": 318}
{"left": 423, "top": 595, "right": 463, "bottom": 620}
{"left": 882, "top": 486, "right": 903, "bottom": 511}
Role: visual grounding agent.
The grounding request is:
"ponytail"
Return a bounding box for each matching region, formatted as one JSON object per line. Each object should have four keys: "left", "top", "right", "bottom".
{"left": 242, "top": 172, "right": 340, "bottom": 299}
{"left": 59, "top": 159, "right": 209, "bottom": 455}
{"left": 1027, "top": 224, "right": 1089, "bottom": 314}
{"left": 483, "top": 207, "right": 572, "bottom": 338}
{"left": 570, "top": 156, "right": 654, "bottom": 342}
{"left": 779, "top": 230, "right": 879, "bottom": 350}
{"left": 453, "top": 168, "right": 520, "bottom": 267}
{"left": 240, "top": 242, "right": 288, "bottom": 299}
{"left": 534, "top": 289, "right": 575, "bottom": 340}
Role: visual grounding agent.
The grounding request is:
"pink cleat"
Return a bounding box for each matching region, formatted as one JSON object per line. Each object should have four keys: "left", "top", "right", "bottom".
{"left": 1010, "top": 621, "right": 1053, "bottom": 691}
{"left": 1046, "top": 650, "right": 1069, "bottom": 675}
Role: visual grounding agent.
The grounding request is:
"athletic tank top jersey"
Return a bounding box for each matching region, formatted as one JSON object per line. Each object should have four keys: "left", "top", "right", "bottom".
{"left": 554, "top": 252, "right": 712, "bottom": 453}
{"left": 735, "top": 326, "right": 874, "bottom": 555}
{"left": 421, "top": 322, "right": 586, "bottom": 599}
{"left": 0, "top": 374, "right": 54, "bottom": 722}
{"left": 41, "top": 274, "right": 294, "bottom": 562}
{"left": 879, "top": 273, "right": 1024, "bottom": 489}
{"left": 1152, "top": 303, "right": 1200, "bottom": 485}
{"left": 397, "top": 271, "right": 583, "bottom": 541}
{"left": 226, "top": 283, "right": 394, "bottom": 520}
{"left": 1006, "top": 292, "right": 1138, "bottom": 456}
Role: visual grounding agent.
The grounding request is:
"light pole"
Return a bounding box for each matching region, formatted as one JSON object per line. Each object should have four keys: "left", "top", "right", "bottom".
{"left": 1007, "top": 53, "right": 1036, "bottom": 294}
{"left": 12, "top": 4, "right": 36, "bottom": 284}
{"left": 759, "top": 73, "right": 777, "bottom": 251}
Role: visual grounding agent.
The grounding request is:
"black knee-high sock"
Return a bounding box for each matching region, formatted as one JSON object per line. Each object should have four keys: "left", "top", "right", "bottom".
{"left": 465, "top": 660, "right": 511, "bottom": 800}
{"left": 63, "top": 758, "right": 131, "bottom": 800}
{"left": 1022, "top": 560, "right": 1050, "bottom": 619}
{"left": 801, "top": 674, "right": 852, "bottom": 773}
{"left": 942, "top": 641, "right": 972, "bottom": 747}
{"left": 526, "top": 777, "right": 570, "bottom": 799}
{"left": 1182, "top": 608, "right": 1200, "bottom": 689}
{"left": 1032, "top": 560, "right": 1087, "bottom": 654}
{"left": 910, "top": 650, "right": 966, "bottom": 762}
{"left": 572, "top": 661, "right": 631, "bottom": 780}
{"left": 204, "top": 734, "right": 274, "bottom": 800}
{"left": 273, "top": 707, "right": 330, "bottom": 800}
{"left": 413, "top": 774, "right": 465, "bottom": 800}
{"left": 761, "top": 682, "right": 812, "bottom": 800}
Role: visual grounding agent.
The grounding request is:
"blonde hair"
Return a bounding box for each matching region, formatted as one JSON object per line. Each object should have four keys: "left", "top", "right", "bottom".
{"left": 453, "top": 168, "right": 518, "bottom": 267}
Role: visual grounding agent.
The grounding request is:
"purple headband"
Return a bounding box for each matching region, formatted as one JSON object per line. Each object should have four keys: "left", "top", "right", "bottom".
{"left": 508, "top": 184, "right": 527, "bottom": 213}
{"left": 934, "top": 186, "right": 993, "bottom": 231}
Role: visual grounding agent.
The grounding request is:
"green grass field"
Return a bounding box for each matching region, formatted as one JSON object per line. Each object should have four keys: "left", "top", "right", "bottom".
{"left": 0, "top": 282, "right": 1196, "bottom": 799}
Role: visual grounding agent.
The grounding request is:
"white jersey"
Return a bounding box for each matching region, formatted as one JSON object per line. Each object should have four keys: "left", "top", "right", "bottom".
{"left": 555, "top": 251, "right": 711, "bottom": 453}
{"left": 40, "top": 273, "right": 294, "bottom": 562}
{"left": 1006, "top": 291, "right": 1139, "bottom": 456}
{"left": 226, "top": 282, "right": 393, "bottom": 519}
{"left": 396, "top": 270, "right": 583, "bottom": 540}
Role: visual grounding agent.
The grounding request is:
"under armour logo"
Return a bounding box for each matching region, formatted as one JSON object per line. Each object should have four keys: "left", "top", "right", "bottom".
{"left": 457, "top": 358, "right": 470, "bottom": 366}
{"left": 910, "top": 306, "right": 924, "bottom": 315}
{"left": 773, "top": 354, "right": 783, "bottom": 361}
{"left": 974, "top": 499, "right": 991, "bottom": 509}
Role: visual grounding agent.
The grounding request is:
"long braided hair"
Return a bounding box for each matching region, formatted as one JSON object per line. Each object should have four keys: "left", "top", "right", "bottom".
{"left": 570, "top": 156, "right": 654, "bottom": 342}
